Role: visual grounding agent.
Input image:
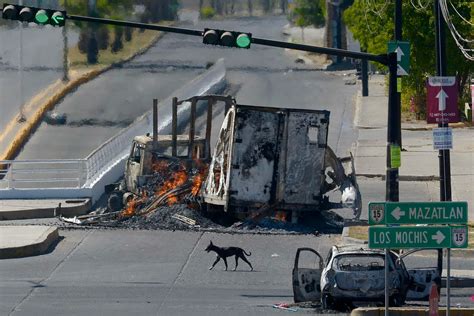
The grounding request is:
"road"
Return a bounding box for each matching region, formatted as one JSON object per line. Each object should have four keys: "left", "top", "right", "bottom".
{"left": 0, "top": 229, "right": 339, "bottom": 315}
{"left": 16, "top": 15, "right": 357, "bottom": 160}
{"left": 0, "top": 24, "right": 78, "bottom": 137}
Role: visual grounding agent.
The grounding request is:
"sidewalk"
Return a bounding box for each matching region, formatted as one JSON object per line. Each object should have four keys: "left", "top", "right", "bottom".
{"left": 353, "top": 75, "right": 474, "bottom": 217}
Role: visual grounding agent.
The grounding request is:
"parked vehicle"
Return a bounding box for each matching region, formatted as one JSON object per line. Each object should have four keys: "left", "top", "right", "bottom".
{"left": 292, "top": 245, "right": 441, "bottom": 309}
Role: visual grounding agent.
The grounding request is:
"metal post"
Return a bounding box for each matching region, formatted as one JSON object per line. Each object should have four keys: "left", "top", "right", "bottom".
{"left": 62, "top": 0, "right": 69, "bottom": 82}
{"left": 395, "top": 0, "right": 402, "bottom": 149}
{"left": 172, "top": 97, "right": 178, "bottom": 157}
{"left": 386, "top": 52, "right": 399, "bottom": 202}
{"left": 205, "top": 98, "right": 214, "bottom": 160}
{"left": 18, "top": 0, "right": 26, "bottom": 123}
{"left": 385, "top": 52, "right": 399, "bottom": 316}
{"left": 153, "top": 99, "right": 158, "bottom": 146}
{"left": 385, "top": 249, "right": 389, "bottom": 315}
{"left": 189, "top": 99, "right": 196, "bottom": 159}
{"left": 434, "top": 1, "right": 451, "bottom": 314}
{"left": 361, "top": 58, "right": 368, "bottom": 96}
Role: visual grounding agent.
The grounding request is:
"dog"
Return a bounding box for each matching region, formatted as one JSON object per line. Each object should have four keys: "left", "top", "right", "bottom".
{"left": 205, "top": 241, "right": 253, "bottom": 271}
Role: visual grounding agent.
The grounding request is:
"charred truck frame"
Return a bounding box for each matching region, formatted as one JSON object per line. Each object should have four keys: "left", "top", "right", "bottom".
{"left": 107, "top": 95, "right": 362, "bottom": 221}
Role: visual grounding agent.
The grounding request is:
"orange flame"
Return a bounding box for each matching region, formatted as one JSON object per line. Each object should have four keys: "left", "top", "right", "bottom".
{"left": 122, "top": 198, "right": 137, "bottom": 217}
{"left": 152, "top": 160, "right": 169, "bottom": 173}
{"left": 274, "top": 211, "right": 287, "bottom": 222}
{"left": 157, "top": 170, "right": 188, "bottom": 205}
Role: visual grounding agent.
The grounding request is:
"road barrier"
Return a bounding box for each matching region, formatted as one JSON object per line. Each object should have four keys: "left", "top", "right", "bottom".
{"left": 0, "top": 59, "right": 227, "bottom": 202}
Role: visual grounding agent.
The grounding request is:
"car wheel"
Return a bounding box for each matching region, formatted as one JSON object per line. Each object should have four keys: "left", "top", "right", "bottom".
{"left": 321, "top": 294, "right": 335, "bottom": 310}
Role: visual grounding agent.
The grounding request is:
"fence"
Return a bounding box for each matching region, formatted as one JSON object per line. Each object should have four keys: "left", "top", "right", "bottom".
{"left": 0, "top": 59, "right": 226, "bottom": 202}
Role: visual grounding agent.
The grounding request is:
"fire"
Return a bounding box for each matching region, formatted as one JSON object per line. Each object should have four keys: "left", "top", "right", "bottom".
{"left": 122, "top": 198, "right": 137, "bottom": 217}
{"left": 274, "top": 211, "right": 287, "bottom": 222}
{"left": 157, "top": 169, "right": 188, "bottom": 205}
{"left": 152, "top": 160, "right": 169, "bottom": 173}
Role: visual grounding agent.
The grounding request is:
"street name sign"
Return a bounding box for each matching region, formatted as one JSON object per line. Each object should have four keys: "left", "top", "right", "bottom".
{"left": 369, "top": 225, "right": 468, "bottom": 249}
{"left": 433, "top": 127, "right": 453, "bottom": 150}
{"left": 427, "top": 76, "right": 459, "bottom": 124}
{"left": 388, "top": 41, "right": 410, "bottom": 76}
{"left": 368, "top": 201, "right": 468, "bottom": 225}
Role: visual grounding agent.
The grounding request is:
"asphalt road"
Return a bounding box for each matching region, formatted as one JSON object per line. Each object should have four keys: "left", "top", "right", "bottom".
{"left": 0, "top": 229, "right": 340, "bottom": 315}
{"left": 16, "top": 15, "right": 357, "bottom": 159}
{"left": 0, "top": 24, "right": 78, "bottom": 133}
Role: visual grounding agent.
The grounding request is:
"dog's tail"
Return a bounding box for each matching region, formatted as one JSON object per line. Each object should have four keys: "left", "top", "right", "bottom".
{"left": 244, "top": 250, "right": 251, "bottom": 256}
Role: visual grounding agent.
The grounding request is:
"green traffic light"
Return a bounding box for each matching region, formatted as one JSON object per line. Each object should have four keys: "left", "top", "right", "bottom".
{"left": 236, "top": 34, "right": 251, "bottom": 48}
{"left": 51, "top": 11, "right": 64, "bottom": 26}
{"left": 35, "top": 9, "right": 49, "bottom": 24}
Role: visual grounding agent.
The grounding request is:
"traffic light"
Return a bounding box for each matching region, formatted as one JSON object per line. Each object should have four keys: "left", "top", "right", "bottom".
{"left": 2, "top": 3, "right": 66, "bottom": 26}
{"left": 203, "top": 28, "right": 252, "bottom": 49}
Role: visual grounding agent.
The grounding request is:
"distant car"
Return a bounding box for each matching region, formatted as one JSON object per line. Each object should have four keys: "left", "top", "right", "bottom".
{"left": 292, "top": 245, "right": 441, "bottom": 310}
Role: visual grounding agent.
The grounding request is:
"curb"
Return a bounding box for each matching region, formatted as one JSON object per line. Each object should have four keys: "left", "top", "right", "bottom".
{"left": 0, "top": 199, "right": 91, "bottom": 220}
{"left": 0, "top": 226, "right": 59, "bottom": 259}
{"left": 1, "top": 30, "right": 166, "bottom": 161}
{"left": 352, "top": 307, "right": 474, "bottom": 316}
{"left": 356, "top": 174, "right": 440, "bottom": 181}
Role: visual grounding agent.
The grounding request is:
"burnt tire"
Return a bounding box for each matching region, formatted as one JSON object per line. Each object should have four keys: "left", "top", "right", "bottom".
{"left": 107, "top": 193, "right": 123, "bottom": 212}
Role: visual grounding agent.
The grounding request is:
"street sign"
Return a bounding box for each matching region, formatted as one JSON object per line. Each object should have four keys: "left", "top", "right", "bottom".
{"left": 390, "top": 144, "right": 401, "bottom": 168}
{"left": 368, "top": 201, "right": 468, "bottom": 225}
{"left": 433, "top": 127, "right": 452, "bottom": 150}
{"left": 368, "top": 225, "right": 468, "bottom": 249}
{"left": 388, "top": 41, "right": 410, "bottom": 76}
{"left": 427, "top": 77, "right": 459, "bottom": 124}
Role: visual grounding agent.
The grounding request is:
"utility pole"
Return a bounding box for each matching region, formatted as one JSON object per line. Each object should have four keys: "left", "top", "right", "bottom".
{"left": 18, "top": 0, "right": 26, "bottom": 123}
{"left": 434, "top": 1, "right": 452, "bottom": 314}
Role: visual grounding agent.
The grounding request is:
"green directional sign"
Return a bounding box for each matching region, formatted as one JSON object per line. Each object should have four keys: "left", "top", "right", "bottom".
{"left": 369, "top": 201, "right": 468, "bottom": 225}
{"left": 369, "top": 225, "right": 468, "bottom": 249}
{"left": 388, "top": 41, "right": 410, "bottom": 76}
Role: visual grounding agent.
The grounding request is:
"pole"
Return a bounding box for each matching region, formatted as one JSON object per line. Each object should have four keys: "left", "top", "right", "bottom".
{"left": 361, "top": 56, "right": 368, "bottom": 97}
{"left": 18, "top": 0, "right": 25, "bottom": 123}
{"left": 395, "top": 0, "right": 402, "bottom": 149}
{"left": 62, "top": 0, "right": 69, "bottom": 82}
{"left": 386, "top": 52, "right": 399, "bottom": 202}
{"left": 385, "top": 51, "right": 399, "bottom": 316}
{"left": 434, "top": 1, "right": 451, "bottom": 314}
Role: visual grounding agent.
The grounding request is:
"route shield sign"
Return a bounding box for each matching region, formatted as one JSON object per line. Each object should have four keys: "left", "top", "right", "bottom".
{"left": 369, "top": 225, "right": 468, "bottom": 249}
{"left": 427, "top": 77, "right": 459, "bottom": 124}
{"left": 388, "top": 41, "right": 410, "bottom": 76}
{"left": 369, "top": 201, "right": 468, "bottom": 225}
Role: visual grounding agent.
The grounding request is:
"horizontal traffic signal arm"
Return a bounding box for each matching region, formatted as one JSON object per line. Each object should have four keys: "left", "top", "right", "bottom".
{"left": 2, "top": 3, "right": 389, "bottom": 65}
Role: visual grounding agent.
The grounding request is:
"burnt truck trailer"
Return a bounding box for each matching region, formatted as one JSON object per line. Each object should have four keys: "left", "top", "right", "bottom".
{"left": 107, "top": 95, "right": 361, "bottom": 220}
{"left": 202, "top": 102, "right": 361, "bottom": 219}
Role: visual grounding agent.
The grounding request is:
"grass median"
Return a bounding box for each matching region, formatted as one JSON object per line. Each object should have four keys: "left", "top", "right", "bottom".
{"left": 68, "top": 28, "right": 162, "bottom": 68}
{"left": 348, "top": 223, "right": 474, "bottom": 249}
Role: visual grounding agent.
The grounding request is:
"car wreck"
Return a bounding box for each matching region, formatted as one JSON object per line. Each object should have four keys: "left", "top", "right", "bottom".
{"left": 292, "top": 245, "right": 441, "bottom": 310}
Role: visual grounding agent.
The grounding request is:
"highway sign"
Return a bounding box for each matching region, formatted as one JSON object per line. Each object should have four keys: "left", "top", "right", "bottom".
{"left": 368, "top": 201, "right": 468, "bottom": 225}
{"left": 369, "top": 225, "right": 468, "bottom": 249}
{"left": 388, "top": 41, "right": 410, "bottom": 76}
{"left": 427, "top": 77, "right": 459, "bottom": 124}
{"left": 433, "top": 127, "right": 452, "bottom": 150}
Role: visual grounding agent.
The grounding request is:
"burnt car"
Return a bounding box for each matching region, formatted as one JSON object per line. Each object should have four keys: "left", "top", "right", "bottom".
{"left": 292, "top": 245, "right": 441, "bottom": 309}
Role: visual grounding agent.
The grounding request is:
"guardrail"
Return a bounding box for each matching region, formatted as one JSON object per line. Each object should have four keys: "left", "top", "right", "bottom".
{"left": 0, "top": 159, "right": 86, "bottom": 189}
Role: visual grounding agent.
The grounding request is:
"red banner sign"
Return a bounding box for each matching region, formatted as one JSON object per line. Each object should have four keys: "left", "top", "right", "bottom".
{"left": 426, "top": 77, "right": 459, "bottom": 124}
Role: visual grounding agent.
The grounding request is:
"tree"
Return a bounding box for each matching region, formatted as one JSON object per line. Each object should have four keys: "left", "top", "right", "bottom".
{"left": 291, "top": 0, "right": 325, "bottom": 42}
{"left": 343, "top": 1, "right": 473, "bottom": 117}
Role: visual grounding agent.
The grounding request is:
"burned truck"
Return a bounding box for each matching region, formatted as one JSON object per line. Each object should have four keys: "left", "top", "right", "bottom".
{"left": 106, "top": 95, "right": 361, "bottom": 220}
{"left": 202, "top": 102, "right": 362, "bottom": 220}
